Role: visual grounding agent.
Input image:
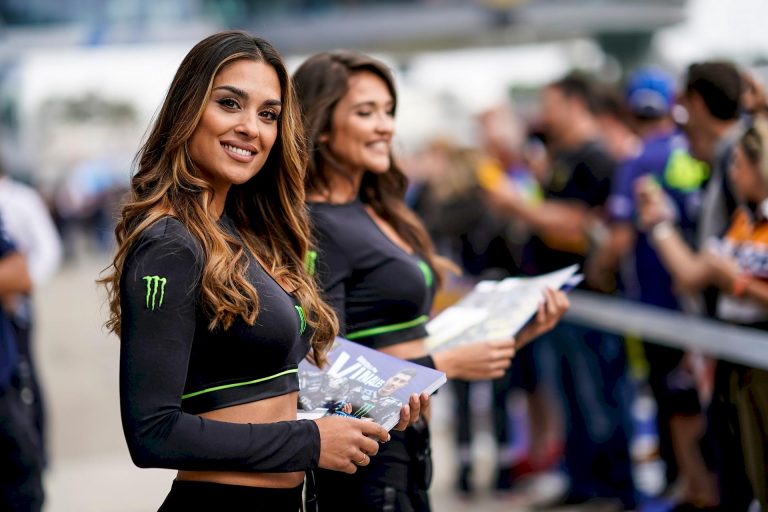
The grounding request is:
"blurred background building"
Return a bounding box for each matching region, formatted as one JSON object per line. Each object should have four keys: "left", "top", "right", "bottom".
{"left": 2, "top": 0, "right": 768, "bottom": 190}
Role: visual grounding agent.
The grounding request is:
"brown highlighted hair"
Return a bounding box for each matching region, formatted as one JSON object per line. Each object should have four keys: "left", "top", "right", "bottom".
{"left": 740, "top": 117, "right": 768, "bottom": 185}
{"left": 99, "top": 31, "right": 337, "bottom": 365}
{"left": 293, "top": 50, "right": 455, "bottom": 286}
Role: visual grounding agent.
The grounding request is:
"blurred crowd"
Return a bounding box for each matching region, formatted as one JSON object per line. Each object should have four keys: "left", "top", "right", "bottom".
{"left": 1, "top": 56, "right": 768, "bottom": 512}
{"left": 403, "top": 61, "right": 768, "bottom": 511}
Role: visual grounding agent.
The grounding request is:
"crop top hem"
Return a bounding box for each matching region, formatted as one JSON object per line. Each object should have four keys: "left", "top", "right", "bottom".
{"left": 346, "top": 321, "right": 430, "bottom": 349}
{"left": 181, "top": 365, "right": 301, "bottom": 415}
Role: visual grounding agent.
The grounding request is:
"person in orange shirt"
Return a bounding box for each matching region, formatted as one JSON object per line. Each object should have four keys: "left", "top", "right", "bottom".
{"left": 638, "top": 118, "right": 768, "bottom": 510}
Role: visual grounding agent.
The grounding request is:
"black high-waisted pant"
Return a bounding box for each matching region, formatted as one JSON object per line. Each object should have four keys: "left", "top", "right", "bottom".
{"left": 158, "top": 480, "right": 303, "bottom": 511}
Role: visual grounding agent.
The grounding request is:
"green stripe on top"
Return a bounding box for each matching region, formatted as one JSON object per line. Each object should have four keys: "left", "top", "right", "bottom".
{"left": 305, "top": 250, "right": 317, "bottom": 277}
{"left": 417, "top": 260, "right": 433, "bottom": 288}
{"left": 181, "top": 369, "right": 299, "bottom": 400}
{"left": 295, "top": 305, "right": 307, "bottom": 334}
{"left": 346, "top": 315, "right": 429, "bottom": 340}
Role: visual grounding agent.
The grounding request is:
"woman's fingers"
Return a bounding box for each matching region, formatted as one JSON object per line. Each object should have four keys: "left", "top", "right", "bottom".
{"left": 393, "top": 392, "right": 428, "bottom": 431}
{"left": 408, "top": 393, "right": 421, "bottom": 424}
{"left": 537, "top": 300, "right": 546, "bottom": 323}
{"left": 393, "top": 405, "right": 410, "bottom": 431}
{"left": 546, "top": 288, "right": 558, "bottom": 316}
{"left": 419, "top": 392, "right": 430, "bottom": 413}
{"left": 316, "top": 416, "right": 389, "bottom": 474}
{"left": 353, "top": 451, "right": 370, "bottom": 467}
{"left": 492, "top": 346, "right": 516, "bottom": 361}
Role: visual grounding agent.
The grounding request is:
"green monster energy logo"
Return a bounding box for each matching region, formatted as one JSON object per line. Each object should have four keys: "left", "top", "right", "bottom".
{"left": 295, "top": 305, "right": 307, "bottom": 334}
{"left": 353, "top": 403, "right": 374, "bottom": 418}
{"left": 305, "top": 250, "right": 317, "bottom": 277}
{"left": 142, "top": 275, "right": 167, "bottom": 311}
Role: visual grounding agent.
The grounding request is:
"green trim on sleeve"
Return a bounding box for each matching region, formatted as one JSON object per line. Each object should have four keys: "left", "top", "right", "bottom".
{"left": 417, "top": 260, "right": 433, "bottom": 288}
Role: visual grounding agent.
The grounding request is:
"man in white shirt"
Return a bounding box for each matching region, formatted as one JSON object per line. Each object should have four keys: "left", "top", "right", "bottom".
{"left": 0, "top": 164, "right": 63, "bottom": 468}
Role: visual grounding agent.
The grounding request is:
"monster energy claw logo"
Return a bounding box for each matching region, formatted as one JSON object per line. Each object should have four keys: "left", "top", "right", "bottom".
{"left": 354, "top": 403, "right": 374, "bottom": 418}
{"left": 142, "top": 275, "right": 167, "bottom": 311}
{"left": 295, "top": 305, "right": 307, "bottom": 334}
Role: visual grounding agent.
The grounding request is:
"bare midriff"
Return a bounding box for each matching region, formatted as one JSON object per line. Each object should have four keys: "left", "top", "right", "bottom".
{"left": 177, "top": 391, "right": 305, "bottom": 488}
{"left": 378, "top": 337, "right": 426, "bottom": 360}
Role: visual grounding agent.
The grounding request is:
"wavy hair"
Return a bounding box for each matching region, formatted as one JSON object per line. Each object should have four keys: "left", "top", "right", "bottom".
{"left": 99, "top": 31, "right": 337, "bottom": 365}
{"left": 741, "top": 117, "right": 768, "bottom": 185}
{"left": 293, "top": 50, "right": 456, "bottom": 286}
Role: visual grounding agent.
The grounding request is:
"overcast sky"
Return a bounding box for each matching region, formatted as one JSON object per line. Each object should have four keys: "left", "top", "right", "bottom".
{"left": 657, "top": 0, "right": 768, "bottom": 66}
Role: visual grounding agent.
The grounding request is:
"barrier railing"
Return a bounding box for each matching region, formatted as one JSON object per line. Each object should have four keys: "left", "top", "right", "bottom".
{"left": 565, "top": 290, "right": 768, "bottom": 370}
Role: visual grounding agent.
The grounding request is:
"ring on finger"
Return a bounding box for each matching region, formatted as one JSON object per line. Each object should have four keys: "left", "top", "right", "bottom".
{"left": 355, "top": 453, "right": 368, "bottom": 465}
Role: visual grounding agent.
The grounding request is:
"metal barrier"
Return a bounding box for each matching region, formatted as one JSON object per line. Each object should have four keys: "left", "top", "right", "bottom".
{"left": 565, "top": 290, "right": 768, "bottom": 370}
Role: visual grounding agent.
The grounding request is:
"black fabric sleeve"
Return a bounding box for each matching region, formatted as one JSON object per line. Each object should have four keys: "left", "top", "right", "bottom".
{"left": 119, "top": 221, "right": 320, "bottom": 472}
{"left": 577, "top": 150, "right": 615, "bottom": 207}
{"left": 312, "top": 220, "right": 351, "bottom": 336}
{"left": 407, "top": 355, "right": 436, "bottom": 370}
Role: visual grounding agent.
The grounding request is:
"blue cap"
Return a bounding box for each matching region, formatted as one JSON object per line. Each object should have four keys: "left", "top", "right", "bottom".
{"left": 625, "top": 67, "right": 675, "bottom": 118}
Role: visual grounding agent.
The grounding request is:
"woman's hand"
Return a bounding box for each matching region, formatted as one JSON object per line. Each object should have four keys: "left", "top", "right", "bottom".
{"left": 516, "top": 288, "right": 570, "bottom": 350}
{"left": 392, "top": 392, "right": 430, "bottom": 431}
{"left": 314, "top": 415, "right": 390, "bottom": 474}
{"left": 433, "top": 338, "right": 516, "bottom": 381}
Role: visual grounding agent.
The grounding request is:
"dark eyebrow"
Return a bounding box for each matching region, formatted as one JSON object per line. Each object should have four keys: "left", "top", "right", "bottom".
{"left": 351, "top": 100, "right": 393, "bottom": 110}
{"left": 213, "top": 85, "right": 248, "bottom": 100}
{"left": 263, "top": 99, "right": 282, "bottom": 109}
{"left": 213, "top": 86, "right": 281, "bottom": 108}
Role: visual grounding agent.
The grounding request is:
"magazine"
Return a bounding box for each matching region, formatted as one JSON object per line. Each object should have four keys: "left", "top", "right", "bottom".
{"left": 298, "top": 337, "right": 447, "bottom": 431}
{"left": 424, "top": 265, "right": 582, "bottom": 353}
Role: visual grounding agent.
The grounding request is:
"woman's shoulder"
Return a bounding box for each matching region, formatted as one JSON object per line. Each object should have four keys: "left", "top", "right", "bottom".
{"left": 307, "top": 200, "right": 366, "bottom": 235}
{"left": 131, "top": 216, "right": 204, "bottom": 262}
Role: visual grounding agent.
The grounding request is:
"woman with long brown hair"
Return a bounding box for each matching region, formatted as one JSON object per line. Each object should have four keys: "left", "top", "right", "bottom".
{"left": 99, "top": 32, "right": 390, "bottom": 511}
{"left": 294, "top": 50, "right": 570, "bottom": 511}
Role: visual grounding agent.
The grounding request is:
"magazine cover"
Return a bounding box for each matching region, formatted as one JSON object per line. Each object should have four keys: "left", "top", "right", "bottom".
{"left": 298, "top": 337, "right": 447, "bottom": 431}
{"left": 425, "top": 265, "right": 582, "bottom": 353}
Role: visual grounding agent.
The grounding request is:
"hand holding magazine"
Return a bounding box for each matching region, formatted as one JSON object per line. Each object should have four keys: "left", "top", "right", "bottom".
{"left": 298, "top": 337, "right": 447, "bottom": 431}
{"left": 425, "top": 265, "right": 582, "bottom": 353}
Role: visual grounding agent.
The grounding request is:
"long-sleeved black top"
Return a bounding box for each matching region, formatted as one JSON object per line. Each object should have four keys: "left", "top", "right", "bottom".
{"left": 308, "top": 200, "right": 437, "bottom": 351}
{"left": 119, "top": 215, "right": 320, "bottom": 472}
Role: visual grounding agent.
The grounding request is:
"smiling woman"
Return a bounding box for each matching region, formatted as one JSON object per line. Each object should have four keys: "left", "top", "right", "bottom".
{"left": 97, "top": 32, "right": 391, "bottom": 511}
{"left": 187, "top": 60, "right": 282, "bottom": 214}
{"left": 294, "top": 50, "right": 570, "bottom": 512}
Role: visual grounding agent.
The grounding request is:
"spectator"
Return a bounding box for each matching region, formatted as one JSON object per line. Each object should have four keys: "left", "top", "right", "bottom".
{"left": 588, "top": 67, "right": 717, "bottom": 507}
{"left": 593, "top": 83, "right": 642, "bottom": 165}
{"left": 486, "top": 72, "right": 637, "bottom": 509}
{"left": 637, "top": 117, "right": 768, "bottom": 512}
{"left": 680, "top": 61, "right": 743, "bottom": 251}
{"left": 676, "top": 60, "right": 754, "bottom": 511}
{"left": 0, "top": 162, "right": 63, "bottom": 467}
{"left": 0, "top": 213, "right": 42, "bottom": 511}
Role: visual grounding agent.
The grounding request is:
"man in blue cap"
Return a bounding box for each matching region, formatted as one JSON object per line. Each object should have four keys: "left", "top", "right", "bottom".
{"left": 588, "top": 67, "right": 718, "bottom": 507}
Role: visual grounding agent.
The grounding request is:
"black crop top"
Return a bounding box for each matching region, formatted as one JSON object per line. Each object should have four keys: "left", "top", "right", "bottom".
{"left": 119, "top": 215, "right": 320, "bottom": 472}
{"left": 308, "top": 200, "right": 437, "bottom": 349}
